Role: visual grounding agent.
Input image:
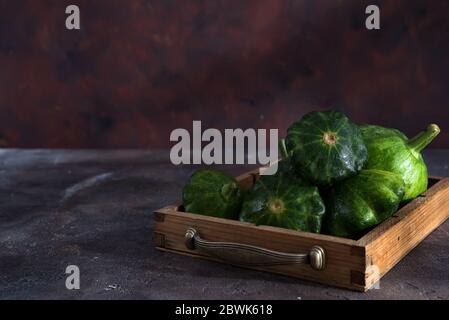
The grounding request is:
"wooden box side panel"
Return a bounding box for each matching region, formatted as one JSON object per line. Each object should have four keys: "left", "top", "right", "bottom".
{"left": 154, "top": 209, "right": 367, "bottom": 291}
{"left": 235, "top": 168, "right": 259, "bottom": 190}
{"left": 154, "top": 166, "right": 449, "bottom": 291}
{"left": 363, "top": 178, "right": 449, "bottom": 282}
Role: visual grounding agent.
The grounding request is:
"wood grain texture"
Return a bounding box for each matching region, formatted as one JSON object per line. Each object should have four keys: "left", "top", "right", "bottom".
{"left": 361, "top": 178, "right": 449, "bottom": 288}
{"left": 154, "top": 208, "right": 366, "bottom": 291}
{"left": 154, "top": 170, "right": 449, "bottom": 291}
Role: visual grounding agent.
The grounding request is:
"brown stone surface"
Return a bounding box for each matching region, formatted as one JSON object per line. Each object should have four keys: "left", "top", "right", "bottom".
{"left": 0, "top": 149, "right": 448, "bottom": 299}
{"left": 0, "top": 1, "right": 448, "bottom": 148}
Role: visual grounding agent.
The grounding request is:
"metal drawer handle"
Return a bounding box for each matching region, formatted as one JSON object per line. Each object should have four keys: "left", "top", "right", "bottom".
{"left": 184, "top": 228, "right": 326, "bottom": 271}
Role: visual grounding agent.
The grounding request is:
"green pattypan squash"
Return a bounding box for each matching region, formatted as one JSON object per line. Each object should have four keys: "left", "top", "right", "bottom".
{"left": 324, "top": 169, "right": 405, "bottom": 239}
{"left": 361, "top": 124, "right": 440, "bottom": 202}
{"left": 240, "top": 162, "right": 326, "bottom": 233}
{"left": 286, "top": 110, "right": 367, "bottom": 187}
{"left": 182, "top": 169, "right": 242, "bottom": 219}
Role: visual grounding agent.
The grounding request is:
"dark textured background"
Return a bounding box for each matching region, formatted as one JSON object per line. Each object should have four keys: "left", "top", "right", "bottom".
{"left": 0, "top": 0, "right": 448, "bottom": 148}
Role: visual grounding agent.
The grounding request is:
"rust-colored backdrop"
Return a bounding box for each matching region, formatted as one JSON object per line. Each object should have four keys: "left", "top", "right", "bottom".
{"left": 0, "top": 0, "right": 448, "bottom": 148}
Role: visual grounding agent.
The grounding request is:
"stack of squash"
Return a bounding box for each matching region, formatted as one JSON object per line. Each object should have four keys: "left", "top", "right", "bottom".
{"left": 182, "top": 111, "right": 440, "bottom": 239}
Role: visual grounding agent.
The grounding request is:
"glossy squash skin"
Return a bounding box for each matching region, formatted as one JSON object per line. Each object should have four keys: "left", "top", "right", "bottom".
{"left": 240, "top": 164, "right": 326, "bottom": 233}
{"left": 324, "top": 169, "right": 405, "bottom": 239}
{"left": 286, "top": 110, "right": 367, "bottom": 187}
{"left": 182, "top": 169, "right": 242, "bottom": 219}
{"left": 361, "top": 124, "right": 440, "bottom": 202}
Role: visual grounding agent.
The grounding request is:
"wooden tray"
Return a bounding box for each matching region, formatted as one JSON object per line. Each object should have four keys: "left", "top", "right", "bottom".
{"left": 153, "top": 168, "right": 449, "bottom": 291}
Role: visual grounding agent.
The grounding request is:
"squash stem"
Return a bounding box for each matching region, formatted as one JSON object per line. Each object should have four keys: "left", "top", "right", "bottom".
{"left": 279, "top": 139, "right": 289, "bottom": 160}
{"left": 221, "top": 182, "right": 236, "bottom": 201}
{"left": 408, "top": 124, "right": 440, "bottom": 152}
